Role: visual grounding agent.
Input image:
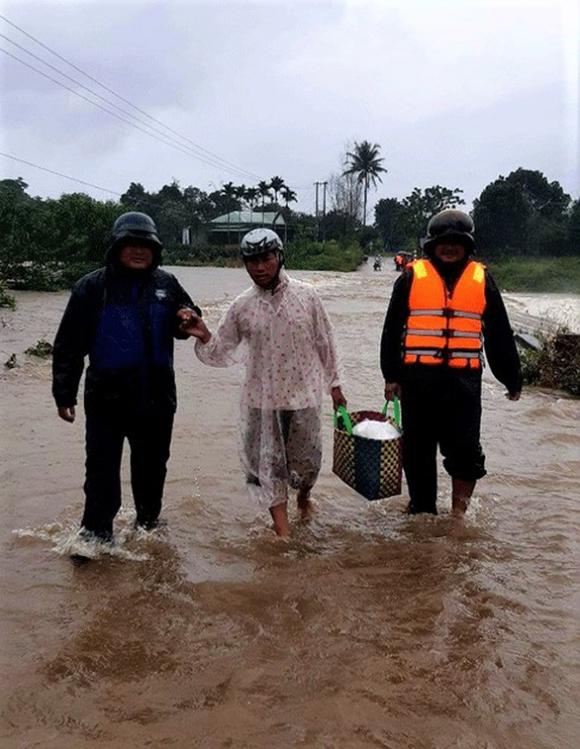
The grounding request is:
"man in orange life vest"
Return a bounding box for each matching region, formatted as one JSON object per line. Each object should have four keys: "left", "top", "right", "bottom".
{"left": 380, "top": 209, "right": 522, "bottom": 515}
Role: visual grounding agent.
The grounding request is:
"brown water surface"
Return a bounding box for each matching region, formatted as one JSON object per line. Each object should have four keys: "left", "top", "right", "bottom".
{"left": 1, "top": 262, "right": 579, "bottom": 748}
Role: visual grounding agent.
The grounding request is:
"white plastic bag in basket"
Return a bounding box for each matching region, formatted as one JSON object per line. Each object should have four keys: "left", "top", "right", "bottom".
{"left": 352, "top": 419, "right": 400, "bottom": 441}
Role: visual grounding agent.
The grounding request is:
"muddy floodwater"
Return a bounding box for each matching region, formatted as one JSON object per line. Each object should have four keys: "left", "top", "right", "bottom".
{"left": 1, "top": 262, "right": 579, "bottom": 748}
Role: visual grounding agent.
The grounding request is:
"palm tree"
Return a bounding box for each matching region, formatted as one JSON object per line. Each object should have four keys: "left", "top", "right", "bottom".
{"left": 245, "top": 187, "right": 259, "bottom": 212}
{"left": 269, "top": 176, "right": 286, "bottom": 206}
{"left": 280, "top": 186, "right": 297, "bottom": 209}
{"left": 221, "top": 181, "right": 237, "bottom": 207}
{"left": 221, "top": 181, "right": 237, "bottom": 244}
{"left": 233, "top": 184, "right": 247, "bottom": 208}
{"left": 343, "top": 141, "right": 387, "bottom": 226}
{"left": 233, "top": 185, "right": 247, "bottom": 243}
{"left": 280, "top": 187, "right": 298, "bottom": 244}
{"left": 258, "top": 180, "right": 272, "bottom": 225}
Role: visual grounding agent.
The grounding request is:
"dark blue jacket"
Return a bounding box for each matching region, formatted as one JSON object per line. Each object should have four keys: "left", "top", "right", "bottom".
{"left": 52, "top": 264, "right": 200, "bottom": 412}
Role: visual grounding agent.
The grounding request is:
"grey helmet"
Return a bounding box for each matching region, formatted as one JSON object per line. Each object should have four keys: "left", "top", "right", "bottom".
{"left": 110, "top": 212, "right": 163, "bottom": 250}
{"left": 240, "top": 228, "right": 283, "bottom": 259}
{"left": 107, "top": 211, "right": 163, "bottom": 266}
{"left": 422, "top": 209, "right": 475, "bottom": 253}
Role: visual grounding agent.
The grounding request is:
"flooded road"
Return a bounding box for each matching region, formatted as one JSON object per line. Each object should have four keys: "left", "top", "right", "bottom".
{"left": 1, "top": 262, "right": 579, "bottom": 748}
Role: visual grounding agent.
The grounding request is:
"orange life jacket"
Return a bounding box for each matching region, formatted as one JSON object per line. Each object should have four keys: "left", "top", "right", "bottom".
{"left": 403, "top": 258, "right": 486, "bottom": 368}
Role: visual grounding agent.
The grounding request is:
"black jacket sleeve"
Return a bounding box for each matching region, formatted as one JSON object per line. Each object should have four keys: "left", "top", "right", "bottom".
{"left": 483, "top": 271, "right": 522, "bottom": 394}
{"left": 52, "top": 285, "right": 91, "bottom": 407}
{"left": 172, "top": 276, "right": 202, "bottom": 340}
{"left": 380, "top": 271, "right": 412, "bottom": 382}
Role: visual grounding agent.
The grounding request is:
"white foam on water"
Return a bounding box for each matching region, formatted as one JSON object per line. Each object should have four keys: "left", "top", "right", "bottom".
{"left": 301, "top": 274, "right": 348, "bottom": 289}
{"left": 12, "top": 522, "right": 63, "bottom": 543}
{"left": 12, "top": 519, "right": 150, "bottom": 562}
{"left": 505, "top": 293, "right": 580, "bottom": 333}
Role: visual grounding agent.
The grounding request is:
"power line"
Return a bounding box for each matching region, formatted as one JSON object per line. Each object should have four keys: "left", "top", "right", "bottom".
{"left": 0, "top": 18, "right": 319, "bottom": 207}
{"left": 0, "top": 152, "right": 320, "bottom": 214}
{"left": 0, "top": 14, "right": 321, "bottom": 205}
{"left": 0, "top": 47, "right": 260, "bottom": 180}
{"left": 0, "top": 13, "right": 261, "bottom": 181}
{"left": 0, "top": 152, "right": 121, "bottom": 196}
{"left": 0, "top": 34, "right": 257, "bottom": 181}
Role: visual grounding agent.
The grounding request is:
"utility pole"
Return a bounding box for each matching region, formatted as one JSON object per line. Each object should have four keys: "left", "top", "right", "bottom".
{"left": 321, "top": 181, "right": 328, "bottom": 244}
{"left": 314, "top": 181, "right": 320, "bottom": 242}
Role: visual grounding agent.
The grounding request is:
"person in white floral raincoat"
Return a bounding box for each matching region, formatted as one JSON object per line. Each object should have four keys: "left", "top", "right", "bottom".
{"left": 178, "top": 229, "right": 347, "bottom": 537}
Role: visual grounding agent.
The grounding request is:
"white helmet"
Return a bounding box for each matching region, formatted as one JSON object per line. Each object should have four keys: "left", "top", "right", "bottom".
{"left": 240, "top": 228, "right": 283, "bottom": 258}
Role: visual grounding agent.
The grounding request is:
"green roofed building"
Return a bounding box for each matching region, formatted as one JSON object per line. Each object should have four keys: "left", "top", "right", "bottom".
{"left": 208, "top": 210, "right": 286, "bottom": 246}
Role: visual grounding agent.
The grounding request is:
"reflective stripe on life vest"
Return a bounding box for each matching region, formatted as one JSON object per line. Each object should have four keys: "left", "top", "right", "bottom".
{"left": 408, "top": 308, "right": 445, "bottom": 317}
{"left": 403, "top": 259, "right": 486, "bottom": 368}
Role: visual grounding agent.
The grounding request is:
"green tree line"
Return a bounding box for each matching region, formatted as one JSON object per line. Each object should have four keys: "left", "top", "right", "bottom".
{"left": 0, "top": 175, "right": 298, "bottom": 292}
{"left": 1, "top": 165, "right": 578, "bottom": 301}
{"left": 374, "top": 168, "right": 579, "bottom": 257}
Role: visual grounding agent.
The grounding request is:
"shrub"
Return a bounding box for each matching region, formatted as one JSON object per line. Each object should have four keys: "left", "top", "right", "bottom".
{"left": 284, "top": 239, "right": 364, "bottom": 272}
{"left": 519, "top": 330, "right": 580, "bottom": 396}
{"left": 25, "top": 339, "right": 54, "bottom": 358}
{"left": 0, "top": 280, "right": 15, "bottom": 308}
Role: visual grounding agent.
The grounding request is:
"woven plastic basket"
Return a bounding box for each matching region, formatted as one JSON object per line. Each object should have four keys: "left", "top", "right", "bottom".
{"left": 332, "top": 401, "right": 402, "bottom": 501}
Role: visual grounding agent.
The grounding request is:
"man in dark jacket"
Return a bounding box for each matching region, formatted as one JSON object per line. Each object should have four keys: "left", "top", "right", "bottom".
{"left": 380, "top": 209, "right": 521, "bottom": 516}
{"left": 52, "top": 212, "right": 201, "bottom": 542}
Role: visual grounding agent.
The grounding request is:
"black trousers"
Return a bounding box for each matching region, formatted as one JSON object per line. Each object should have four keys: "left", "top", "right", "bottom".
{"left": 401, "top": 370, "right": 486, "bottom": 514}
{"left": 81, "top": 402, "right": 174, "bottom": 538}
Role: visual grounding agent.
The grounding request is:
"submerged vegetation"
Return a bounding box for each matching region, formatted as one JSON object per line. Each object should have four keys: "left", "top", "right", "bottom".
{"left": 519, "top": 332, "right": 580, "bottom": 397}
{"left": 0, "top": 280, "right": 15, "bottom": 309}
{"left": 25, "top": 339, "right": 54, "bottom": 358}
{"left": 170, "top": 241, "right": 364, "bottom": 273}
{"left": 285, "top": 240, "right": 364, "bottom": 272}
{"left": 487, "top": 257, "right": 580, "bottom": 294}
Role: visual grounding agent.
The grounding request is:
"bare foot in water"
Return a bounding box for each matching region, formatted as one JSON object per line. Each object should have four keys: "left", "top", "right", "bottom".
{"left": 297, "top": 488, "right": 315, "bottom": 521}
{"left": 451, "top": 478, "right": 475, "bottom": 517}
{"left": 270, "top": 502, "right": 290, "bottom": 537}
{"left": 452, "top": 497, "right": 469, "bottom": 517}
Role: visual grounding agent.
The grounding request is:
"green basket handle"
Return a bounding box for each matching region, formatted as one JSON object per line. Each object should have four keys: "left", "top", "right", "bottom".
{"left": 333, "top": 405, "right": 353, "bottom": 436}
{"left": 381, "top": 396, "right": 401, "bottom": 427}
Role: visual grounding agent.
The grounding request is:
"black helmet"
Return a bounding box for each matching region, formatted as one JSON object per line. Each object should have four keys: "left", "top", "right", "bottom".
{"left": 422, "top": 209, "right": 475, "bottom": 253}
{"left": 240, "top": 228, "right": 283, "bottom": 259}
{"left": 110, "top": 211, "right": 163, "bottom": 251}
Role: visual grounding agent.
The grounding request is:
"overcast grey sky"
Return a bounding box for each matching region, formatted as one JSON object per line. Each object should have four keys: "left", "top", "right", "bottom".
{"left": 1, "top": 0, "right": 579, "bottom": 214}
